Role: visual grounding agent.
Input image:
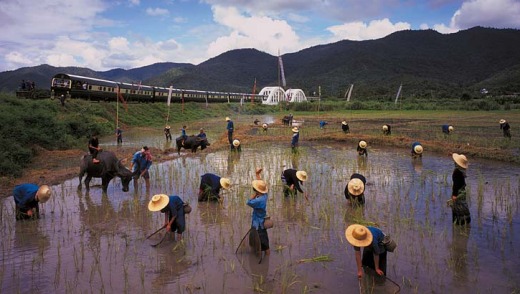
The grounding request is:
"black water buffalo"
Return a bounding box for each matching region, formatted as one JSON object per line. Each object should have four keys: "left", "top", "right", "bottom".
{"left": 282, "top": 114, "right": 293, "bottom": 126}
{"left": 78, "top": 151, "right": 133, "bottom": 193}
{"left": 176, "top": 135, "right": 210, "bottom": 155}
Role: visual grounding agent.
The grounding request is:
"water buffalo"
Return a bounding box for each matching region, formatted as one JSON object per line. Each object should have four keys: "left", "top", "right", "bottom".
{"left": 176, "top": 135, "right": 210, "bottom": 155}
{"left": 78, "top": 151, "right": 133, "bottom": 193}
{"left": 282, "top": 114, "right": 293, "bottom": 126}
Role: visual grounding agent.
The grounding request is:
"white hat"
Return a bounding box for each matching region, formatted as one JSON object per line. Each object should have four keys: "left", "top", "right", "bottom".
{"left": 262, "top": 123, "right": 268, "bottom": 129}
{"left": 452, "top": 153, "right": 468, "bottom": 169}
{"left": 347, "top": 178, "right": 365, "bottom": 196}
{"left": 448, "top": 126, "right": 454, "bottom": 132}
{"left": 414, "top": 145, "right": 423, "bottom": 154}
{"left": 342, "top": 121, "right": 347, "bottom": 125}
{"left": 225, "top": 117, "right": 230, "bottom": 121}
{"left": 148, "top": 194, "right": 170, "bottom": 212}
{"left": 296, "top": 171, "right": 308, "bottom": 182}
{"left": 292, "top": 127, "right": 299, "bottom": 133}
{"left": 232, "top": 139, "right": 240, "bottom": 147}
{"left": 358, "top": 140, "right": 367, "bottom": 149}
{"left": 220, "top": 178, "right": 231, "bottom": 189}
{"left": 37, "top": 185, "right": 51, "bottom": 203}
{"left": 252, "top": 180, "right": 268, "bottom": 194}
{"left": 499, "top": 119, "right": 506, "bottom": 124}
{"left": 345, "top": 224, "right": 373, "bottom": 247}
{"left": 382, "top": 125, "right": 388, "bottom": 131}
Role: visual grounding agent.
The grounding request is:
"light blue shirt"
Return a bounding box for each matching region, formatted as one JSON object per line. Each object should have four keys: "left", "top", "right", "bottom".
{"left": 247, "top": 193, "right": 268, "bottom": 229}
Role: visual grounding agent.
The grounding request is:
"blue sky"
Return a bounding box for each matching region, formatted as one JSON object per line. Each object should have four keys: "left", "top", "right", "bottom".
{"left": 0, "top": 0, "right": 519, "bottom": 72}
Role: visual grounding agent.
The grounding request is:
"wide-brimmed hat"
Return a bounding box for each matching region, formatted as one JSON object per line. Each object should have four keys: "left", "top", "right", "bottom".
{"left": 448, "top": 126, "right": 454, "bottom": 132}
{"left": 225, "top": 117, "right": 230, "bottom": 121}
{"left": 292, "top": 127, "right": 299, "bottom": 133}
{"left": 232, "top": 139, "right": 240, "bottom": 147}
{"left": 252, "top": 180, "right": 268, "bottom": 194}
{"left": 347, "top": 178, "right": 365, "bottom": 196}
{"left": 220, "top": 178, "right": 231, "bottom": 189}
{"left": 345, "top": 224, "right": 373, "bottom": 247}
{"left": 452, "top": 153, "right": 468, "bottom": 169}
{"left": 148, "top": 194, "right": 169, "bottom": 212}
{"left": 414, "top": 144, "right": 423, "bottom": 154}
{"left": 296, "top": 170, "right": 308, "bottom": 182}
{"left": 358, "top": 140, "right": 367, "bottom": 149}
{"left": 165, "top": 125, "right": 170, "bottom": 129}
{"left": 262, "top": 123, "right": 268, "bottom": 129}
{"left": 382, "top": 125, "right": 389, "bottom": 131}
{"left": 342, "top": 121, "right": 347, "bottom": 125}
{"left": 499, "top": 119, "right": 506, "bottom": 124}
{"left": 37, "top": 185, "right": 51, "bottom": 203}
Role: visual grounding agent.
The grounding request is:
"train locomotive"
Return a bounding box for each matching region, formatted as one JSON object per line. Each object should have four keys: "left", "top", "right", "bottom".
{"left": 50, "top": 73, "right": 264, "bottom": 104}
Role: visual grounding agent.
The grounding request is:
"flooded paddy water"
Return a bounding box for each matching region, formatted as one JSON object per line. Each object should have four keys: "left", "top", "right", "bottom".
{"left": 1, "top": 124, "right": 520, "bottom": 293}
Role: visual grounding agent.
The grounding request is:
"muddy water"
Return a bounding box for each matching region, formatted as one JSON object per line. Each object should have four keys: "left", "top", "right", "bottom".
{"left": 1, "top": 137, "right": 520, "bottom": 293}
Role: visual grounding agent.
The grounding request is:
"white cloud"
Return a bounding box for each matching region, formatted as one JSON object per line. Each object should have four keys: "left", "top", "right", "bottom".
{"left": 206, "top": 5, "right": 300, "bottom": 57}
{"left": 326, "top": 18, "right": 411, "bottom": 41}
{"left": 450, "top": 0, "right": 520, "bottom": 29}
{"left": 433, "top": 23, "right": 459, "bottom": 34}
{"left": 146, "top": 7, "right": 169, "bottom": 16}
{"left": 420, "top": 23, "right": 430, "bottom": 30}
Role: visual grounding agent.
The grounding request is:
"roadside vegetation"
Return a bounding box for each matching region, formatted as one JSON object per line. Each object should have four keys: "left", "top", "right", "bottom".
{"left": 1, "top": 92, "right": 518, "bottom": 178}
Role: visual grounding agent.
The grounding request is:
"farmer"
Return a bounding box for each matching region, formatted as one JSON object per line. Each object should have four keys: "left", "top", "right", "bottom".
{"left": 164, "top": 125, "right": 172, "bottom": 141}
{"left": 382, "top": 124, "right": 391, "bottom": 135}
{"left": 180, "top": 125, "right": 187, "bottom": 145}
{"left": 499, "top": 119, "right": 511, "bottom": 138}
{"left": 450, "top": 153, "right": 471, "bottom": 225}
{"left": 88, "top": 133, "right": 101, "bottom": 163}
{"left": 198, "top": 173, "right": 231, "bottom": 201}
{"left": 357, "top": 140, "right": 368, "bottom": 157}
{"left": 116, "top": 127, "right": 123, "bottom": 144}
{"left": 262, "top": 123, "right": 268, "bottom": 133}
{"left": 247, "top": 168, "right": 270, "bottom": 256}
{"left": 13, "top": 184, "right": 52, "bottom": 220}
{"left": 344, "top": 173, "right": 366, "bottom": 206}
{"left": 442, "top": 124, "right": 454, "bottom": 135}
{"left": 232, "top": 139, "right": 242, "bottom": 151}
{"left": 281, "top": 168, "right": 308, "bottom": 200}
{"left": 254, "top": 119, "right": 260, "bottom": 125}
{"left": 226, "top": 117, "right": 234, "bottom": 148}
{"left": 319, "top": 120, "right": 328, "bottom": 129}
{"left": 197, "top": 128, "right": 207, "bottom": 139}
{"left": 341, "top": 121, "right": 350, "bottom": 133}
{"left": 148, "top": 194, "right": 186, "bottom": 241}
{"left": 346, "top": 224, "right": 387, "bottom": 278}
{"left": 131, "top": 146, "right": 152, "bottom": 191}
{"left": 411, "top": 142, "right": 423, "bottom": 158}
{"left": 291, "top": 127, "right": 299, "bottom": 152}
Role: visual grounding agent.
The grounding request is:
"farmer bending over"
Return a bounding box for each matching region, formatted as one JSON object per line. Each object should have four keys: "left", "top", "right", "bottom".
{"left": 13, "top": 184, "right": 51, "bottom": 220}
{"left": 148, "top": 194, "right": 187, "bottom": 241}
{"left": 198, "top": 173, "right": 231, "bottom": 202}
{"left": 346, "top": 224, "right": 388, "bottom": 278}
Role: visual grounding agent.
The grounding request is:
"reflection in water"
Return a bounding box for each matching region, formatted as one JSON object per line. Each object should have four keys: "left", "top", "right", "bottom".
{"left": 450, "top": 225, "right": 471, "bottom": 284}
{"left": 227, "top": 150, "right": 241, "bottom": 174}
{"left": 412, "top": 157, "right": 423, "bottom": 174}
{"left": 357, "top": 156, "right": 367, "bottom": 172}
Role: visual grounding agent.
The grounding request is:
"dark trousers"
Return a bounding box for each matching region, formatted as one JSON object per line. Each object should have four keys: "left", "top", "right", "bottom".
{"left": 362, "top": 247, "right": 387, "bottom": 276}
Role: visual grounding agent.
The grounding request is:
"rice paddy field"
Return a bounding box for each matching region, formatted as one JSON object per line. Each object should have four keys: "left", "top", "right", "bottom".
{"left": 1, "top": 112, "right": 519, "bottom": 294}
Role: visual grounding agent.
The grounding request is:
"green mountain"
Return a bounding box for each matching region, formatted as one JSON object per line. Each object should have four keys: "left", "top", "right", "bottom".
{"left": 1, "top": 26, "right": 519, "bottom": 99}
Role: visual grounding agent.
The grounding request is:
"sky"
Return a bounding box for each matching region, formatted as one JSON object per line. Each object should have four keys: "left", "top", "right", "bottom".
{"left": 1, "top": 0, "right": 519, "bottom": 72}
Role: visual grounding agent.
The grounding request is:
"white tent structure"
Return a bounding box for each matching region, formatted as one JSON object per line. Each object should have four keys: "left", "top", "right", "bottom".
{"left": 285, "top": 88, "right": 307, "bottom": 103}
{"left": 258, "top": 86, "right": 308, "bottom": 105}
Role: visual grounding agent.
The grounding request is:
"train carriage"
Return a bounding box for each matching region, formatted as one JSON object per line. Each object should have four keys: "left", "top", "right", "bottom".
{"left": 50, "top": 73, "right": 265, "bottom": 104}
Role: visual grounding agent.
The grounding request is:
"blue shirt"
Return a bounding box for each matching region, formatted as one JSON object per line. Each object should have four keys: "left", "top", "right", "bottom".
{"left": 197, "top": 132, "right": 207, "bottom": 139}
{"left": 354, "top": 226, "right": 385, "bottom": 254}
{"left": 247, "top": 193, "right": 268, "bottom": 229}
{"left": 442, "top": 124, "right": 450, "bottom": 133}
{"left": 131, "top": 151, "right": 152, "bottom": 173}
{"left": 13, "top": 183, "right": 39, "bottom": 210}
{"left": 181, "top": 128, "right": 186, "bottom": 136}
{"left": 227, "top": 121, "right": 234, "bottom": 132}
{"left": 160, "top": 195, "right": 186, "bottom": 232}
{"left": 200, "top": 173, "right": 222, "bottom": 197}
{"left": 291, "top": 132, "right": 299, "bottom": 146}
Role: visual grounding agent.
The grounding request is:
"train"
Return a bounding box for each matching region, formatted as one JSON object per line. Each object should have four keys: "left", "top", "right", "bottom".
{"left": 50, "top": 73, "right": 266, "bottom": 104}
